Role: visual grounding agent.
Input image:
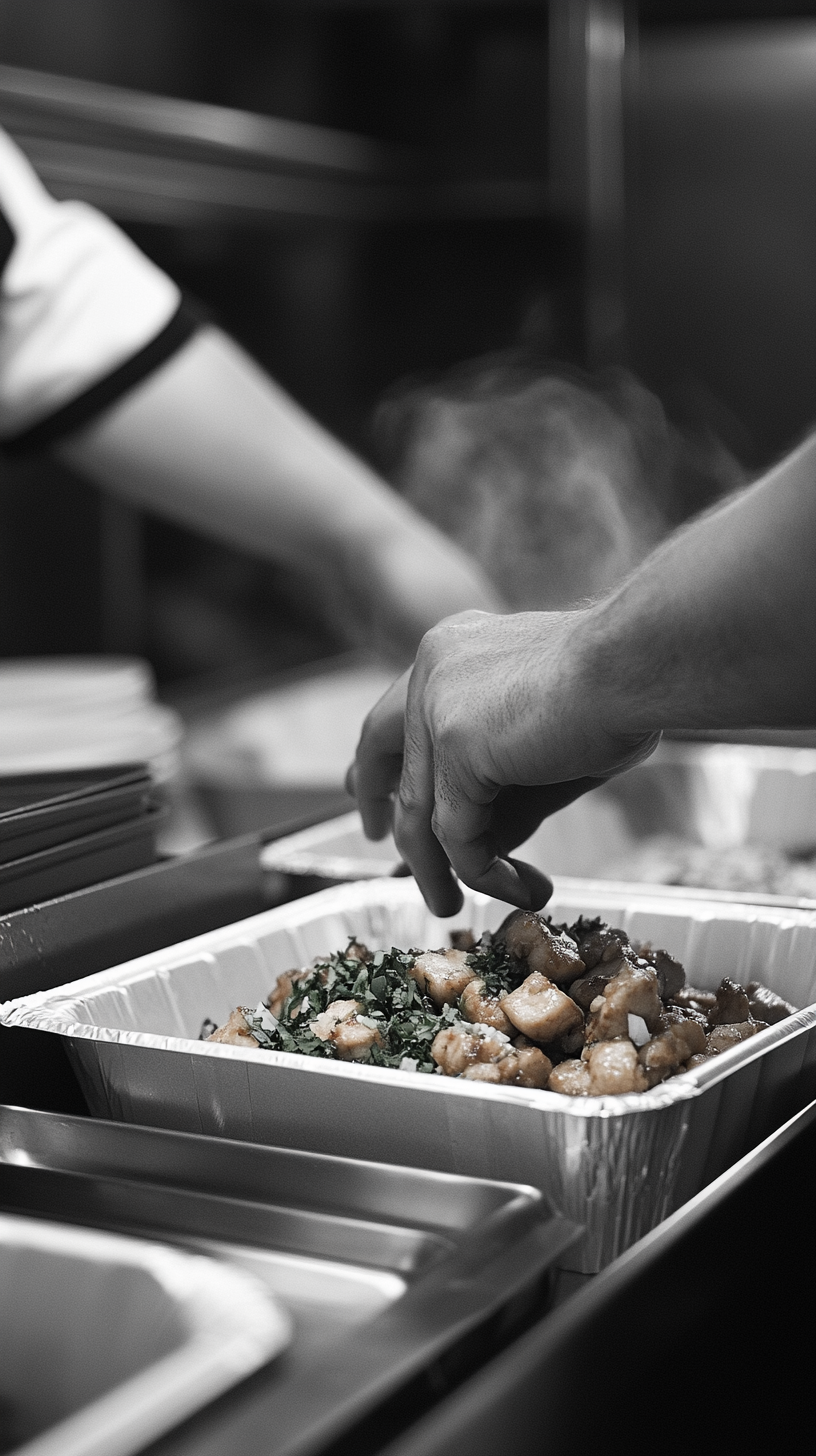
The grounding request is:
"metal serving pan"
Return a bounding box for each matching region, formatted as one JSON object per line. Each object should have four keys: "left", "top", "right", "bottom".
{"left": 0, "top": 1105, "right": 578, "bottom": 1456}
{"left": 6, "top": 878, "right": 815, "bottom": 1272}
{"left": 0, "top": 1206, "right": 287, "bottom": 1456}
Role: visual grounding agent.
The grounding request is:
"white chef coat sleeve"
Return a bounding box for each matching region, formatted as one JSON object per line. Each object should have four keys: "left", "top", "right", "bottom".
{"left": 0, "top": 127, "right": 202, "bottom": 454}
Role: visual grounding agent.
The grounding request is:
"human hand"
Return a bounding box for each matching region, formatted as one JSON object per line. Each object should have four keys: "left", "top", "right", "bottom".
{"left": 348, "top": 610, "right": 660, "bottom": 915}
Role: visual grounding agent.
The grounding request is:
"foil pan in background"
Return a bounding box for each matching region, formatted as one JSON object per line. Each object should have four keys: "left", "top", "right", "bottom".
{"left": 0, "top": 1210, "right": 288, "bottom": 1456}
{"left": 3, "top": 878, "right": 816, "bottom": 1273}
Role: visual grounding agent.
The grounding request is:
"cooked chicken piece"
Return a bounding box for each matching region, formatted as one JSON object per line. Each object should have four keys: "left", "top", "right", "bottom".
{"left": 449, "top": 928, "right": 477, "bottom": 952}
{"left": 409, "top": 948, "right": 476, "bottom": 1008}
{"left": 500, "top": 972, "right": 583, "bottom": 1042}
{"left": 207, "top": 1008, "right": 260, "bottom": 1049}
{"left": 573, "top": 926, "right": 630, "bottom": 972}
{"left": 632, "top": 943, "right": 686, "bottom": 1000}
{"left": 459, "top": 1043, "right": 552, "bottom": 1089}
{"left": 432, "top": 1023, "right": 510, "bottom": 1076}
{"left": 431, "top": 1025, "right": 481, "bottom": 1076}
{"left": 309, "top": 998, "right": 360, "bottom": 1041}
{"left": 499, "top": 911, "right": 585, "bottom": 985}
{"left": 745, "top": 982, "right": 798, "bottom": 1025}
{"left": 515, "top": 1045, "right": 553, "bottom": 1088}
{"left": 461, "top": 1062, "right": 505, "bottom": 1083}
{"left": 705, "top": 1020, "right": 767, "bottom": 1056}
{"left": 345, "top": 940, "right": 371, "bottom": 963}
{"left": 584, "top": 1039, "right": 649, "bottom": 1095}
{"left": 333, "top": 1017, "right": 384, "bottom": 1061}
{"left": 308, "top": 998, "right": 383, "bottom": 1060}
{"left": 638, "top": 1020, "right": 707, "bottom": 1085}
{"left": 569, "top": 970, "right": 617, "bottom": 1013}
{"left": 708, "top": 977, "right": 751, "bottom": 1026}
{"left": 267, "top": 970, "right": 308, "bottom": 1019}
{"left": 585, "top": 962, "right": 664, "bottom": 1044}
{"left": 672, "top": 985, "right": 717, "bottom": 1012}
{"left": 547, "top": 1058, "right": 591, "bottom": 1095}
{"left": 459, "top": 977, "right": 515, "bottom": 1035}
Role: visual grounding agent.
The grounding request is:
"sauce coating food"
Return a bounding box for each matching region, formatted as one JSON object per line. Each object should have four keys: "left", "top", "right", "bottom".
{"left": 205, "top": 910, "right": 798, "bottom": 1095}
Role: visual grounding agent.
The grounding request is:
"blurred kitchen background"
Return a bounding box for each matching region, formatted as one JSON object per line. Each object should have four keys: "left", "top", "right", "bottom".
{"left": 1, "top": 0, "right": 815, "bottom": 890}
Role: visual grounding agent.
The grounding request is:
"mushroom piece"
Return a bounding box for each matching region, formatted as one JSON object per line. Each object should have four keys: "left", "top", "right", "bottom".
{"left": 449, "top": 928, "right": 477, "bottom": 952}
{"left": 409, "top": 948, "right": 477, "bottom": 1008}
{"left": 500, "top": 972, "right": 583, "bottom": 1043}
{"left": 569, "top": 970, "right": 617, "bottom": 1013}
{"left": 708, "top": 978, "right": 751, "bottom": 1027}
{"left": 499, "top": 911, "right": 585, "bottom": 985}
{"left": 745, "top": 982, "right": 798, "bottom": 1025}
{"left": 633, "top": 943, "right": 686, "bottom": 1001}
{"left": 573, "top": 926, "right": 630, "bottom": 972}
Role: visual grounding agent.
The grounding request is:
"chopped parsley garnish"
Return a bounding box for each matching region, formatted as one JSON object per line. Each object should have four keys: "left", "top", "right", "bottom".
{"left": 242, "top": 933, "right": 521, "bottom": 1073}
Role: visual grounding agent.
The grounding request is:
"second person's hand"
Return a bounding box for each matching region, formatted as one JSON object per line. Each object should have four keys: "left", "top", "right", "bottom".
{"left": 350, "top": 609, "right": 660, "bottom": 916}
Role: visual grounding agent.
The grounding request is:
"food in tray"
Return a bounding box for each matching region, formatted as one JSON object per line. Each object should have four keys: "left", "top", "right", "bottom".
{"left": 204, "top": 911, "right": 798, "bottom": 1096}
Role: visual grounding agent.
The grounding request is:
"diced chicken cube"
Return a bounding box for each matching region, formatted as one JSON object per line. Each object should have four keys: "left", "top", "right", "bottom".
{"left": 705, "top": 1020, "right": 767, "bottom": 1056}
{"left": 547, "top": 1058, "right": 592, "bottom": 1096}
{"left": 638, "top": 1019, "right": 707, "bottom": 1085}
{"left": 459, "top": 1044, "right": 552, "bottom": 1089}
{"left": 206, "top": 1008, "right": 260, "bottom": 1049}
{"left": 459, "top": 977, "right": 514, "bottom": 1035}
{"left": 500, "top": 973, "right": 583, "bottom": 1042}
{"left": 585, "top": 962, "right": 664, "bottom": 1043}
{"left": 267, "top": 970, "right": 307, "bottom": 1019}
{"left": 309, "top": 998, "right": 361, "bottom": 1041}
{"left": 333, "top": 1017, "right": 384, "bottom": 1061}
{"left": 584, "top": 1039, "right": 649, "bottom": 1095}
{"left": 431, "top": 1025, "right": 481, "bottom": 1076}
{"left": 409, "top": 948, "right": 476, "bottom": 1008}
{"left": 514, "top": 1045, "right": 553, "bottom": 1088}
{"left": 309, "top": 998, "right": 383, "bottom": 1061}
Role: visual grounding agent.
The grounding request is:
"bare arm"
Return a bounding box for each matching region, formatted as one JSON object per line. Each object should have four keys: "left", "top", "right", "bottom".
{"left": 351, "top": 432, "right": 816, "bottom": 914}
{"left": 58, "top": 325, "right": 503, "bottom": 661}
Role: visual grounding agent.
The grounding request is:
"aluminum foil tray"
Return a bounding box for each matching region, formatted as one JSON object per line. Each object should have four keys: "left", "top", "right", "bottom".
{"left": 0, "top": 1201, "right": 287, "bottom": 1456}
{"left": 3, "top": 878, "right": 816, "bottom": 1272}
{"left": 0, "top": 1105, "right": 575, "bottom": 1456}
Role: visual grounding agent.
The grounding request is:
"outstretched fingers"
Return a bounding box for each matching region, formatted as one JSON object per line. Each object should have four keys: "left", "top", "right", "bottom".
{"left": 428, "top": 771, "right": 553, "bottom": 911}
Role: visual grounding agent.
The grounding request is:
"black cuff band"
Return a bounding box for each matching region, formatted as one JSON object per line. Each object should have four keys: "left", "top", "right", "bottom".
{"left": 0, "top": 295, "right": 207, "bottom": 458}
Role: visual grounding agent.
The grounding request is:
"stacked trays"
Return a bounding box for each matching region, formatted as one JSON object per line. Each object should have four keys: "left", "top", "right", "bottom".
{"left": 0, "top": 766, "right": 163, "bottom": 913}
{"left": 4, "top": 877, "right": 815, "bottom": 1272}
{"left": 0, "top": 1105, "right": 575, "bottom": 1456}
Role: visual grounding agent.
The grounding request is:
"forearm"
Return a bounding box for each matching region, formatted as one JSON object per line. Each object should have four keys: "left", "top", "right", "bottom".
{"left": 582, "top": 432, "right": 816, "bottom": 734}
{"left": 59, "top": 326, "right": 429, "bottom": 570}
